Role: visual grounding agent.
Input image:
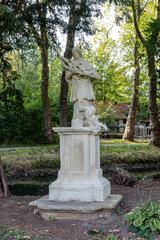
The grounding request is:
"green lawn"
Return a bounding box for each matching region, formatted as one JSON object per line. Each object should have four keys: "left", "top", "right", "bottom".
{"left": 99, "top": 139, "right": 160, "bottom": 165}
{"left": 0, "top": 145, "right": 60, "bottom": 172}
{"left": 101, "top": 138, "right": 149, "bottom": 145}
{"left": 101, "top": 143, "right": 148, "bottom": 154}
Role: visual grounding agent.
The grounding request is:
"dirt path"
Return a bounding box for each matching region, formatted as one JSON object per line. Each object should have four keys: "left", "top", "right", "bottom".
{"left": 0, "top": 180, "right": 160, "bottom": 239}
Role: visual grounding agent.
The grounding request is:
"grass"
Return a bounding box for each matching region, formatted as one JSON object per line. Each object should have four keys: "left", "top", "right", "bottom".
{"left": 0, "top": 139, "right": 160, "bottom": 174}
{"left": 100, "top": 139, "right": 160, "bottom": 165}
{"left": 101, "top": 144, "right": 148, "bottom": 154}
{"left": 101, "top": 145, "right": 160, "bottom": 165}
{"left": 0, "top": 145, "right": 60, "bottom": 172}
{"left": 101, "top": 138, "right": 149, "bottom": 145}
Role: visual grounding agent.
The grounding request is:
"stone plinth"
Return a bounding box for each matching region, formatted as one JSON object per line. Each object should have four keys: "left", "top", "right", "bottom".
{"left": 29, "top": 127, "right": 122, "bottom": 220}
{"left": 29, "top": 195, "right": 122, "bottom": 221}
{"left": 49, "top": 127, "right": 110, "bottom": 202}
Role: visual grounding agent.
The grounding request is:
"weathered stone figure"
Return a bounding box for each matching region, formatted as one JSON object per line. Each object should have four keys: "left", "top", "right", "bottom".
{"left": 61, "top": 47, "right": 107, "bottom": 130}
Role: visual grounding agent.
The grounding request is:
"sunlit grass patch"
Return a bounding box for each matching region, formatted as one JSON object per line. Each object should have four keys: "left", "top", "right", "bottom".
{"left": 100, "top": 138, "right": 149, "bottom": 145}
{"left": 101, "top": 143, "right": 149, "bottom": 154}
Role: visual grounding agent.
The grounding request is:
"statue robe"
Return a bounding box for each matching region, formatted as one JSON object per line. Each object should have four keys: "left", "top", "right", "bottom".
{"left": 69, "top": 58, "right": 99, "bottom": 103}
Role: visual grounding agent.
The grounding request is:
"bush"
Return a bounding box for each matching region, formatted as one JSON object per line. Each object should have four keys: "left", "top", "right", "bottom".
{"left": 0, "top": 102, "right": 73, "bottom": 145}
{"left": 0, "top": 106, "right": 46, "bottom": 144}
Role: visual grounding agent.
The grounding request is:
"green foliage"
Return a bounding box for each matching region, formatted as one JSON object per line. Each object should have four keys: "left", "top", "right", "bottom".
{"left": 0, "top": 228, "right": 25, "bottom": 240}
{"left": 125, "top": 201, "right": 160, "bottom": 236}
{"left": 1, "top": 1, "right": 159, "bottom": 145}
{"left": 137, "top": 103, "right": 150, "bottom": 123}
{"left": 0, "top": 53, "right": 73, "bottom": 144}
{"left": 0, "top": 226, "right": 46, "bottom": 240}
{"left": 0, "top": 103, "right": 44, "bottom": 144}
{"left": 145, "top": 19, "right": 160, "bottom": 55}
{"left": 0, "top": 74, "right": 25, "bottom": 143}
{"left": 128, "top": 225, "right": 155, "bottom": 240}
{"left": 0, "top": 29, "right": 26, "bottom": 144}
{"left": 48, "top": 216, "right": 56, "bottom": 221}
{"left": 96, "top": 102, "right": 116, "bottom": 125}
{"left": 84, "top": 34, "right": 130, "bottom": 104}
{"left": 106, "top": 234, "right": 118, "bottom": 240}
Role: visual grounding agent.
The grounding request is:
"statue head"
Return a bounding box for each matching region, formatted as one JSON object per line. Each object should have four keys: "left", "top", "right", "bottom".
{"left": 72, "top": 47, "right": 82, "bottom": 60}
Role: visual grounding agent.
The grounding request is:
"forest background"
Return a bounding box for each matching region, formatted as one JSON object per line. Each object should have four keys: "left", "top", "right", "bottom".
{"left": 0, "top": 0, "right": 159, "bottom": 145}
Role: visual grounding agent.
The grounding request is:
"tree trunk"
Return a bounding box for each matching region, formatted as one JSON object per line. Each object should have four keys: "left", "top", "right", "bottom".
{"left": 131, "top": 0, "right": 160, "bottom": 147}
{"left": 40, "top": 44, "right": 53, "bottom": 143}
{"left": 39, "top": 2, "right": 53, "bottom": 143}
{"left": 60, "top": 71, "right": 69, "bottom": 127}
{"left": 59, "top": 7, "right": 81, "bottom": 127}
{"left": 26, "top": 2, "right": 53, "bottom": 143}
{"left": 147, "top": 50, "right": 160, "bottom": 146}
{"left": 0, "top": 158, "right": 10, "bottom": 197}
{"left": 123, "top": 38, "right": 140, "bottom": 141}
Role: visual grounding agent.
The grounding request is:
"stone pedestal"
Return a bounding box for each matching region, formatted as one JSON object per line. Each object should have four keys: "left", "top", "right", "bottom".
{"left": 49, "top": 128, "right": 110, "bottom": 202}
{"left": 30, "top": 127, "right": 122, "bottom": 220}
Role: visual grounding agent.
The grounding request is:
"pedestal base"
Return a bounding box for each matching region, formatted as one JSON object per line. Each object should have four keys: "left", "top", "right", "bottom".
{"left": 49, "top": 176, "right": 110, "bottom": 202}
{"left": 49, "top": 127, "right": 111, "bottom": 202}
{"left": 29, "top": 194, "right": 122, "bottom": 220}
{"left": 29, "top": 127, "right": 122, "bottom": 220}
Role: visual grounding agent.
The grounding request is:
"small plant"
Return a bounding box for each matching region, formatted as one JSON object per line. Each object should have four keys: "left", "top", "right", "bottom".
{"left": 48, "top": 215, "right": 56, "bottom": 221}
{"left": 125, "top": 201, "right": 160, "bottom": 238}
{"left": 106, "top": 234, "right": 118, "bottom": 240}
{"left": 0, "top": 229, "right": 25, "bottom": 240}
{"left": 128, "top": 225, "right": 154, "bottom": 240}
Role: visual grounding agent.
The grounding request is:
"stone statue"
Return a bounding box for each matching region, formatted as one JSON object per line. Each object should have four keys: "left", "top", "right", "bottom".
{"left": 30, "top": 48, "right": 121, "bottom": 217}
{"left": 61, "top": 47, "right": 107, "bottom": 131}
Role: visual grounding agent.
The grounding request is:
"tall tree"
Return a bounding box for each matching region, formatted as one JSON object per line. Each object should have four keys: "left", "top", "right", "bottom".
{"left": 0, "top": 0, "right": 25, "bottom": 196}
{"left": 24, "top": 0, "right": 55, "bottom": 143}
{"left": 131, "top": 0, "right": 160, "bottom": 146}
{"left": 0, "top": 0, "right": 25, "bottom": 143}
{"left": 123, "top": 0, "right": 141, "bottom": 141}
{"left": 123, "top": 36, "right": 140, "bottom": 140}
